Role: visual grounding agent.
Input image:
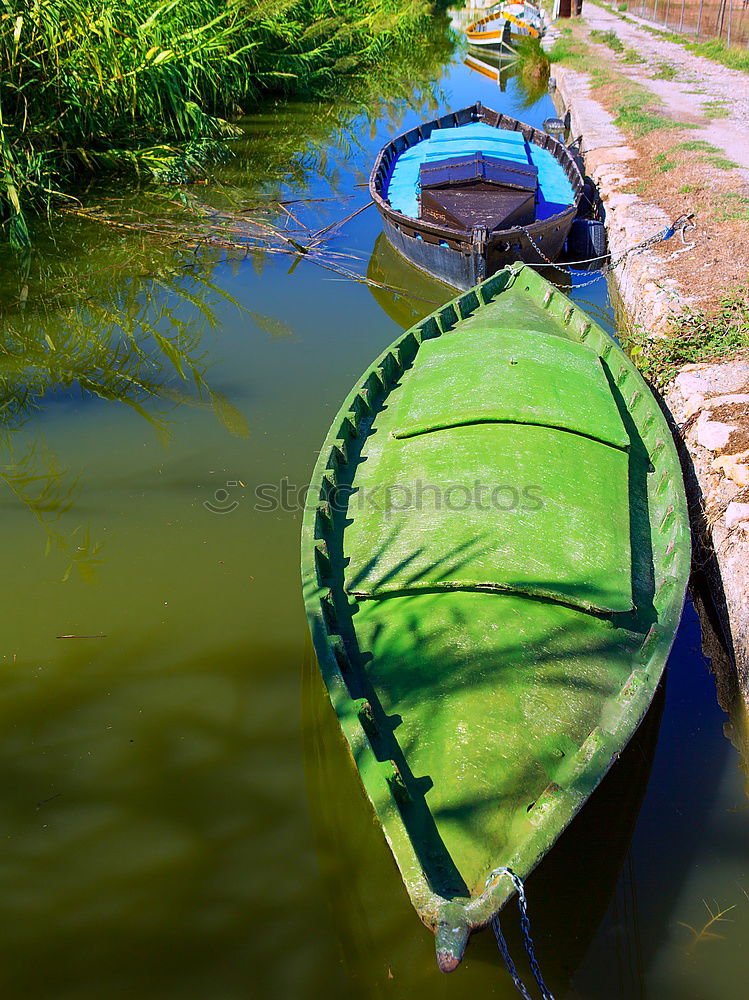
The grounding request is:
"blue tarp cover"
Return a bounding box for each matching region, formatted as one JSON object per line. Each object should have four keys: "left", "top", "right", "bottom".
{"left": 385, "top": 122, "right": 574, "bottom": 222}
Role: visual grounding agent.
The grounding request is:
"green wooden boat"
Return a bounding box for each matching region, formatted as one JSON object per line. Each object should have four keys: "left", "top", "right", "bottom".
{"left": 300, "top": 263, "right": 690, "bottom": 972}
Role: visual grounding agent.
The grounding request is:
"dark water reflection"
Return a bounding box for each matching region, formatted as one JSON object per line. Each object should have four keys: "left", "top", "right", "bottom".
{"left": 0, "top": 18, "right": 747, "bottom": 1000}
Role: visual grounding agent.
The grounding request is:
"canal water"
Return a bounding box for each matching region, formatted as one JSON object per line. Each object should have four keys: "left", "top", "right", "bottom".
{"left": 0, "top": 18, "right": 747, "bottom": 1000}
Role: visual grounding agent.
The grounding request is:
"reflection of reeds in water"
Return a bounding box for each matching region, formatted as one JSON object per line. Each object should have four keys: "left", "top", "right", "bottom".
{"left": 0, "top": 442, "right": 103, "bottom": 583}
{"left": 60, "top": 192, "right": 383, "bottom": 288}
{"left": 10, "top": 11, "right": 459, "bottom": 289}
{"left": 464, "top": 37, "right": 550, "bottom": 108}
{"left": 0, "top": 256, "right": 246, "bottom": 580}
{"left": 513, "top": 37, "right": 552, "bottom": 108}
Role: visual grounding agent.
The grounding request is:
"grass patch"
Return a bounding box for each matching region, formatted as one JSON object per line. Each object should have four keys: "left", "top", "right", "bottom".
{"left": 673, "top": 141, "right": 738, "bottom": 170}
{"left": 654, "top": 152, "right": 677, "bottom": 172}
{"left": 684, "top": 38, "right": 749, "bottom": 75}
{"left": 548, "top": 34, "right": 590, "bottom": 68}
{"left": 703, "top": 155, "right": 740, "bottom": 171}
{"left": 590, "top": 28, "right": 624, "bottom": 52}
{"left": 714, "top": 193, "right": 749, "bottom": 222}
{"left": 678, "top": 184, "right": 696, "bottom": 193}
{"left": 632, "top": 15, "right": 749, "bottom": 73}
{"left": 677, "top": 140, "right": 718, "bottom": 152}
{"left": 590, "top": 65, "right": 617, "bottom": 87}
{"left": 621, "top": 48, "right": 645, "bottom": 64}
{"left": 638, "top": 23, "right": 683, "bottom": 42}
{"left": 670, "top": 141, "right": 739, "bottom": 172}
{"left": 652, "top": 62, "right": 678, "bottom": 80}
{"left": 702, "top": 100, "right": 731, "bottom": 119}
{"left": 566, "top": 60, "right": 700, "bottom": 139}
{"left": 614, "top": 95, "right": 681, "bottom": 136}
{"left": 633, "top": 20, "right": 749, "bottom": 72}
{"left": 596, "top": 75, "right": 692, "bottom": 137}
{"left": 628, "top": 289, "right": 749, "bottom": 387}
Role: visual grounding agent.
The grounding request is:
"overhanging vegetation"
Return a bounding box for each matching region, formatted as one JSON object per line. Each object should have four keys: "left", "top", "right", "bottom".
{"left": 0, "top": 0, "right": 448, "bottom": 247}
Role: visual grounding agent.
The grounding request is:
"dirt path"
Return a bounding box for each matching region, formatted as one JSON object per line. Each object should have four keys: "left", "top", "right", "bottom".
{"left": 549, "top": 6, "right": 749, "bottom": 703}
{"left": 583, "top": 5, "right": 749, "bottom": 179}
{"left": 546, "top": 5, "right": 749, "bottom": 306}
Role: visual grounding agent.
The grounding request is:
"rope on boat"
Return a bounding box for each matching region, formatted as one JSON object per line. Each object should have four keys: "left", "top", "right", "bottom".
{"left": 485, "top": 867, "right": 556, "bottom": 1000}
{"left": 517, "top": 212, "right": 696, "bottom": 288}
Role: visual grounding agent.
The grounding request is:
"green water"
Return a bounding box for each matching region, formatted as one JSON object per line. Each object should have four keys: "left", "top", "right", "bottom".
{"left": 0, "top": 26, "right": 747, "bottom": 1000}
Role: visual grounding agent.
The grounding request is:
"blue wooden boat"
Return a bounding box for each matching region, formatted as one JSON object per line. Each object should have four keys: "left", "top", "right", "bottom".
{"left": 369, "top": 102, "right": 583, "bottom": 289}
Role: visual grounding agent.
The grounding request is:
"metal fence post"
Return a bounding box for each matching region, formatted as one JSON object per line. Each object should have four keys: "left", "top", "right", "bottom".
{"left": 727, "top": 0, "right": 733, "bottom": 45}
{"left": 678, "top": 0, "right": 686, "bottom": 31}
{"left": 696, "top": 0, "right": 704, "bottom": 37}
{"left": 717, "top": 0, "right": 726, "bottom": 37}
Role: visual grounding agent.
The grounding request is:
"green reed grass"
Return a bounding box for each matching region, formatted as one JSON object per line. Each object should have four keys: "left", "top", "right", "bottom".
{"left": 514, "top": 37, "right": 550, "bottom": 105}
{"left": 0, "top": 0, "right": 443, "bottom": 246}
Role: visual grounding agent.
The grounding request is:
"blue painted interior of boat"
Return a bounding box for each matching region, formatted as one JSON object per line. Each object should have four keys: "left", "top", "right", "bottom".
{"left": 385, "top": 122, "right": 574, "bottom": 222}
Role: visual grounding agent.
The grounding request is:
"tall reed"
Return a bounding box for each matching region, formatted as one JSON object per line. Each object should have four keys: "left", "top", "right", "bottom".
{"left": 0, "top": 0, "right": 444, "bottom": 246}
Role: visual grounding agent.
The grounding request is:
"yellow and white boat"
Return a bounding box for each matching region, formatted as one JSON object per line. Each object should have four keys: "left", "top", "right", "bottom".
{"left": 465, "top": 2, "right": 544, "bottom": 51}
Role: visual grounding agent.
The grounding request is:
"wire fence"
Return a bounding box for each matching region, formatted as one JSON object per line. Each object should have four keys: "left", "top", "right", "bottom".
{"left": 620, "top": 0, "right": 749, "bottom": 46}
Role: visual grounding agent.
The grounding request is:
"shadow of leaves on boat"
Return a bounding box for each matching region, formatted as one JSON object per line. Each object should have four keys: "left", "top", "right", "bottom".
{"left": 311, "top": 376, "right": 661, "bottom": 902}
{"left": 303, "top": 602, "right": 669, "bottom": 999}
{"left": 347, "top": 583, "right": 651, "bottom": 898}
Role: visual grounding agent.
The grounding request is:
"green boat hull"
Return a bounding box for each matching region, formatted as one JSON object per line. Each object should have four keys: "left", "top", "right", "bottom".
{"left": 300, "top": 264, "right": 690, "bottom": 972}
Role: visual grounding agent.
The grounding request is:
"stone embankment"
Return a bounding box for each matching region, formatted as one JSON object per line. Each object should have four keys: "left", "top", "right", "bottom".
{"left": 667, "top": 358, "right": 749, "bottom": 695}
{"left": 547, "top": 11, "right": 749, "bottom": 699}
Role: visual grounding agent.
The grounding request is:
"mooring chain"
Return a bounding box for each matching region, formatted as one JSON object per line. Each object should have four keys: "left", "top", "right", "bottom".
{"left": 515, "top": 225, "right": 560, "bottom": 269}
{"left": 485, "top": 867, "right": 556, "bottom": 1000}
{"left": 516, "top": 213, "right": 696, "bottom": 288}
{"left": 608, "top": 212, "right": 696, "bottom": 266}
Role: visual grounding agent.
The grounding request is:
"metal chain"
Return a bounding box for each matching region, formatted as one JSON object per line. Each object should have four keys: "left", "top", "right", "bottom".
{"left": 515, "top": 225, "right": 561, "bottom": 268}
{"left": 486, "top": 867, "right": 556, "bottom": 1000}
{"left": 515, "top": 213, "right": 696, "bottom": 288}
{"left": 490, "top": 915, "right": 537, "bottom": 1000}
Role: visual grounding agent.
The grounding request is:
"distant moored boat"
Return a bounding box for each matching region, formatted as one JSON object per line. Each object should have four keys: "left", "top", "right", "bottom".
{"left": 466, "top": 2, "right": 545, "bottom": 51}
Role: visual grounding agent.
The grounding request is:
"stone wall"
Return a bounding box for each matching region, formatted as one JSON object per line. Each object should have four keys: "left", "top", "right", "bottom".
{"left": 552, "top": 65, "right": 749, "bottom": 701}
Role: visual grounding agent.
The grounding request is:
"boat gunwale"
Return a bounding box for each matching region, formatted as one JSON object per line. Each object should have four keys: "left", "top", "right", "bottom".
{"left": 465, "top": 10, "right": 540, "bottom": 39}
{"left": 367, "top": 103, "right": 583, "bottom": 262}
{"left": 300, "top": 262, "right": 691, "bottom": 956}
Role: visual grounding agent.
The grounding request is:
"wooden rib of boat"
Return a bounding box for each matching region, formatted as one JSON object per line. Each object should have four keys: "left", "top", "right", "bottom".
{"left": 369, "top": 102, "right": 583, "bottom": 290}
{"left": 301, "top": 264, "right": 690, "bottom": 973}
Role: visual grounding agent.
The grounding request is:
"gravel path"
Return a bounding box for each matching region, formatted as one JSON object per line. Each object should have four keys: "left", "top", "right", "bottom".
{"left": 583, "top": 4, "right": 749, "bottom": 180}
{"left": 549, "top": 9, "right": 749, "bottom": 697}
